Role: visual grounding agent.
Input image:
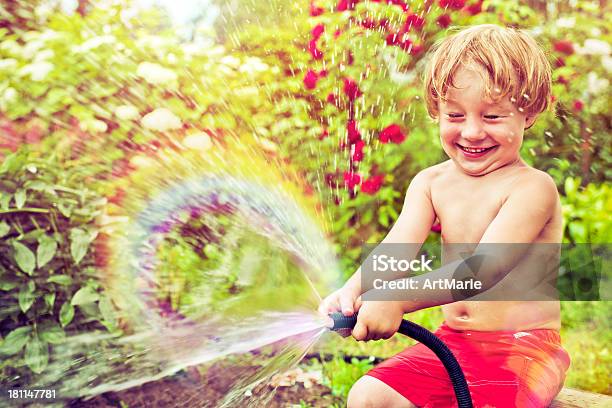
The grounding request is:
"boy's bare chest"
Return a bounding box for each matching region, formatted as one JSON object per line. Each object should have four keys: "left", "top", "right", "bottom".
{"left": 430, "top": 176, "right": 511, "bottom": 243}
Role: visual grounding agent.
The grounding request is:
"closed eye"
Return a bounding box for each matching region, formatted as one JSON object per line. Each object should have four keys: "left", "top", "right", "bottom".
{"left": 484, "top": 115, "right": 503, "bottom": 120}
{"left": 446, "top": 113, "right": 464, "bottom": 119}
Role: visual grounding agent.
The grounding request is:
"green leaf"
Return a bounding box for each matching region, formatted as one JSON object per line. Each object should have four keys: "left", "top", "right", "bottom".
{"left": 71, "top": 286, "right": 99, "bottom": 306}
{"left": 0, "top": 221, "right": 10, "bottom": 238}
{"left": 47, "top": 275, "right": 72, "bottom": 286}
{"left": 37, "top": 235, "right": 57, "bottom": 268}
{"left": 39, "top": 326, "right": 65, "bottom": 345}
{"left": 0, "top": 326, "right": 31, "bottom": 355}
{"left": 25, "top": 337, "right": 48, "bottom": 374}
{"left": 44, "top": 292, "right": 56, "bottom": 309}
{"left": 70, "top": 228, "right": 94, "bottom": 264}
{"left": 59, "top": 302, "right": 74, "bottom": 327}
{"left": 18, "top": 281, "right": 36, "bottom": 313}
{"left": 14, "top": 189, "right": 26, "bottom": 209}
{"left": 98, "top": 296, "right": 116, "bottom": 325}
{"left": 12, "top": 241, "right": 36, "bottom": 275}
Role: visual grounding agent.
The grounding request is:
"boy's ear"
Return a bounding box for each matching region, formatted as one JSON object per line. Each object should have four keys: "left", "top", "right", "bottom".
{"left": 524, "top": 114, "right": 537, "bottom": 130}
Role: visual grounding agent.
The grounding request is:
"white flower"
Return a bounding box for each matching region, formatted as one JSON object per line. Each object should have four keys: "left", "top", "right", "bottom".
{"left": 80, "top": 119, "right": 108, "bottom": 133}
{"left": 602, "top": 56, "right": 612, "bottom": 73}
{"left": 238, "top": 57, "right": 268, "bottom": 75}
{"left": 115, "top": 105, "right": 140, "bottom": 121}
{"left": 220, "top": 55, "right": 240, "bottom": 68}
{"left": 577, "top": 39, "right": 611, "bottom": 56}
{"left": 136, "top": 62, "right": 177, "bottom": 85}
{"left": 20, "top": 61, "right": 54, "bottom": 81}
{"left": 587, "top": 72, "right": 609, "bottom": 95}
{"left": 129, "top": 155, "right": 156, "bottom": 168}
{"left": 258, "top": 138, "right": 278, "bottom": 152}
{"left": 141, "top": 108, "right": 182, "bottom": 131}
{"left": 183, "top": 132, "right": 213, "bottom": 151}
{"left": 555, "top": 17, "right": 575, "bottom": 28}
{"left": 34, "top": 49, "right": 54, "bottom": 61}
{"left": 0, "top": 59, "right": 18, "bottom": 71}
{"left": 78, "top": 35, "right": 116, "bottom": 52}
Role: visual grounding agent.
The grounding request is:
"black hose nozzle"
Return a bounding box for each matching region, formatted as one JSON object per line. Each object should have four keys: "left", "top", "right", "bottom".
{"left": 329, "top": 312, "right": 357, "bottom": 332}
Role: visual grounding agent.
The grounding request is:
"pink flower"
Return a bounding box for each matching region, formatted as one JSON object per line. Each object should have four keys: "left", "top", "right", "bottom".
{"left": 379, "top": 124, "right": 406, "bottom": 144}
{"left": 343, "top": 171, "right": 362, "bottom": 190}
{"left": 310, "top": 2, "right": 324, "bottom": 16}
{"left": 361, "top": 174, "right": 384, "bottom": 195}
{"left": 386, "top": 32, "right": 401, "bottom": 46}
{"left": 553, "top": 40, "right": 574, "bottom": 55}
{"left": 303, "top": 70, "right": 319, "bottom": 90}
{"left": 347, "top": 120, "right": 361, "bottom": 144}
{"left": 465, "top": 0, "right": 483, "bottom": 15}
{"left": 343, "top": 77, "right": 362, "bottom": 100}
{"left": 308, "top": 40, "right": 324, "bottom": 60}
{"left": 437, "top": 14, "right": 451, "bottom": 28}
{"left": 405, "top": 14, "right": 425, "bottom": 31}
{"left": 439, "top": 0, "right": 465, "bottom": 9}
{"left": 410, "top": 43, "right": 424, "bottom": 56}
{"left": 312, "top": 24, "right": 325, "bottom": 41}
{"left": 573, "top": 99, "right": 584, "bottom": 112}
{"left": 352, "top": 139, "right": 365, "bottom": 162}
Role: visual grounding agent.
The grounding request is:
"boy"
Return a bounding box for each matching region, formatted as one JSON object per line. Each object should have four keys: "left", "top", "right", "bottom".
{"left": 319, "top": 25, "right": 570, "bottom": 407}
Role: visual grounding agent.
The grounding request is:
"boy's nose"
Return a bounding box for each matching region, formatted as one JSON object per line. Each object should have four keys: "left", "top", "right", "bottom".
{"left": 461, "top": 118, "right": 486, "bottom": 141}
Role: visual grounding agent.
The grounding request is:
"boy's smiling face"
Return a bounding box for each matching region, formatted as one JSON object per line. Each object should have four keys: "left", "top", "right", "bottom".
{"left": 438, "top": 67, "right": 536, "bottom": 176}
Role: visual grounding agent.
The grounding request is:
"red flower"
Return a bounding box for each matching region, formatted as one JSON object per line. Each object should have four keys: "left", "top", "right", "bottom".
{"left": 439, "top": 0, "right": 465, "bottom": 9}
{"left": 465, "top": 0, "right": 483, "bottom": 15}
{"left": 347, "top": 51, "right": 354, "bottom": 65}
{"left": 379, "top": 124, "right": 406, "bottom": 144}
{"left": 308, "top": 39, "right": 323, "bottom": 59}
{"left": 337, "top": 0, "right": 358, "bottom": 11}
{"left": 555, "top": 57, "right": 565, "bottom": 67}
{"left": 361, "top": 174, "right": 384, "bottom": 195}
{"left": 343, "top": 171, "right": 362, "bottom": 190}
{"left": 573, "top": 99, "right": 584, "bottom": 112}
{"left": 319, "top": 129, "right": 329, "bottom": 140}
{"left": 386, "top": 32, "right": 401, "bottom": 46}
{"left": 399, "top": 38, "right": 413, "bottom": 51}
{"left": 410, "top": 43, "right": 424, "bottom": 55}
{"left": 303, "top": 69, "right": 319, "bottom": 90}
{"left": 557, "top": 75, "right": 568, "bottom": 84}
{"left": 319, "top": 69, "right": 328, "bottom": 77}
{"left": 361, "top": 18, "right": 377, "bottom": 29}
{"left": 352, "top": 139, "right": 365, "bottom": 162}
{"left": 343, "top": 77, "right": 362, "bottom": 100}
{"left": 347, "top": 120, "right": 361, "bottom": 144}
{"left": 327, "top": 93, "right": 338, "bottom": 105}
{"left": 310, "top": 2, "right": 324, "bottom": 16}
{"left": 437, "top": 14, "right": 451, "bottom": 28}
{"left": 312, "top": 24, "right": 325, "bottom": 41}
{"left": 334, "top": 29, "right": 342, "bottom": 38}
{"left": 405, "top": 14, "right": 425, "bottom": 31}
{"left": 553, "top": 40, "right": 574, "bottom": 55}
{"left": 325, "top": 173, "right": 338, "bottom": 187}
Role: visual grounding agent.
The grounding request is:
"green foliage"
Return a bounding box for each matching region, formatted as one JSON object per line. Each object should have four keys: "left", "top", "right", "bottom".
{"left": 323, "top": 355, "right": 374, "bottom": 399}
{"left": 560, "top": 177, "right": 611, "bottom": 243}
{"left": 0, "top": 149, "right": 117, "bottom": 381}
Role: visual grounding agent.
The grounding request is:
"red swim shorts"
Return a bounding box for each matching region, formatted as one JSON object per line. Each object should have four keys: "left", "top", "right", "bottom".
{"left": 367, "top": 323, "right": 571, "bottom": 408}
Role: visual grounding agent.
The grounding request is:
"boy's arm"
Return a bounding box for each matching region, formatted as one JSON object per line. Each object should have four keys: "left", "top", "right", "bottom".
{"left": 392, "top": 171, "right": 560, "bottom": 312}
{"left": 343, "top": 170, "right": 437, "bottom": 294}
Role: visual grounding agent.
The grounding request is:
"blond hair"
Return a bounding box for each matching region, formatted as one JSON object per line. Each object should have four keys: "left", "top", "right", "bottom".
{"left": 423, "top": 24, "right": 552, "bottom": 118}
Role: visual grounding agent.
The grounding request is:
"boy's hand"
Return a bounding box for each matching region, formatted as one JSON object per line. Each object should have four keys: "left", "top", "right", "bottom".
{"left": 352, "top": 300, "right": 404, "bottom": 341}
{"left": 318, "top": 285, "right": 362, "bottom": 317}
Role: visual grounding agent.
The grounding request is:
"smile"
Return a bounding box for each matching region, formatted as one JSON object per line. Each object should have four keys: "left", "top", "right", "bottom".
{"left": 456, "top": 144, "right": 498, "bottom": 153}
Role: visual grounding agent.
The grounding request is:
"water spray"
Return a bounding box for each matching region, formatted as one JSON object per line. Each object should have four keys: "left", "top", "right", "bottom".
{"left": 329, "top": 312, "right": 473, "bottom": 408}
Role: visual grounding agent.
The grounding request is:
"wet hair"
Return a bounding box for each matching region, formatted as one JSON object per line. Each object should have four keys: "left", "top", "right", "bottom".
{"left": 423, "top": 24, "right": 552, "bottom": 119}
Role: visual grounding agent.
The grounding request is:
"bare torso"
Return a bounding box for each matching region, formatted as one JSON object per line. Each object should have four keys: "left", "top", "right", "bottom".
{"left": 428, "top": 160, "right": 563, "bottom": 331}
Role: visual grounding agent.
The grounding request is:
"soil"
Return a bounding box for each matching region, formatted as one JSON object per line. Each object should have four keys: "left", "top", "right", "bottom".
{"left": 68, "top": 364, "right": 342, "bottom": 408}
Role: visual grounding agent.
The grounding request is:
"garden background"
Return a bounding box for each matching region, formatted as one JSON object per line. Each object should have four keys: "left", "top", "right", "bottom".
{"left": 0, "top": 0, "right": 610, "bottom": 406}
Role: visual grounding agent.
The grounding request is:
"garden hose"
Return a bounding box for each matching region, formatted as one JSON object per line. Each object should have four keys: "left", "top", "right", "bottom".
{"left": 329, "top": 312, "right": 473, "bottom": 408}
